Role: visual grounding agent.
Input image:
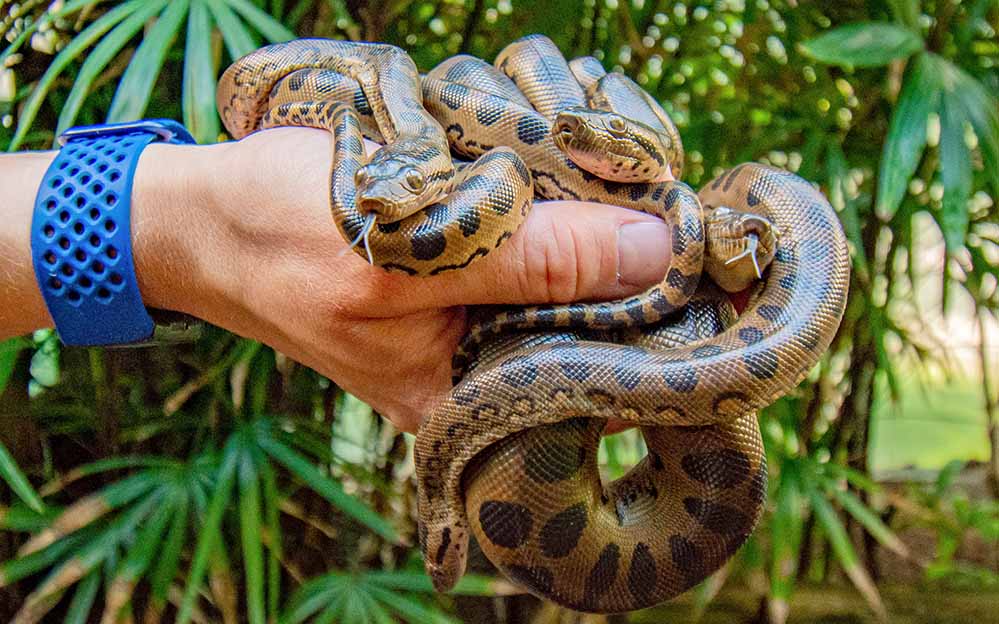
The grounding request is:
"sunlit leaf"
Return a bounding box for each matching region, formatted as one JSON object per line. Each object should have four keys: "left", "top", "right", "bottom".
{"left": 209, "top": 0, "right": 259, "bottom": 61}
{"left": 107, "top": 0, "right": 190, "bottom": 122}
{"left": 0, "top": 0, "right": 104, "bottom": 67}
{"left": 937, "top": 94, "right": 973, "bottom": 251}
{"left": 801, "top": 22, "right": 923, "bottom": 68}
{"left": 877, "top": 53, "right": 940, "bottom": 219}
{"left": 55, "top": 0, "right": 168, "bottom": 134}
{"left": 224, "top": 0, "right": 296, "bottom": 42}
{"left": 183, "top": 0, "right": 221, "bottom": 143}
{"left": 6, "top": 0, "right": 140, "bottom": 151}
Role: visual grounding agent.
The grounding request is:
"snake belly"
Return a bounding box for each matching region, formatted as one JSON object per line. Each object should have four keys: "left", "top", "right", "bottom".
{"left": 414, "top": 35, "right": 851, "bottom": 612}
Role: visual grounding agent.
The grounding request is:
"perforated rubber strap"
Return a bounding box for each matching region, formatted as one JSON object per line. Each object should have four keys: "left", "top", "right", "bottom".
{"left": 31, "top": 120, "right": 195, "bottom": 346}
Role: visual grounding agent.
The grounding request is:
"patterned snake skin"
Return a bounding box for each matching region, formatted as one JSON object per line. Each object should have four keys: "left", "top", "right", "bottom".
{"left": 217, "top": 39, "right": 534, "bottom": 275}
{"left": 217, "top": 35, "right": 850, "bottom": 613}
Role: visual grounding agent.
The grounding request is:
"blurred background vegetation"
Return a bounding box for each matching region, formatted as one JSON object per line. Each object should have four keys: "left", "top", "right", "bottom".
{"left": 1, "top": 0, "right": 997, "bottom": 622}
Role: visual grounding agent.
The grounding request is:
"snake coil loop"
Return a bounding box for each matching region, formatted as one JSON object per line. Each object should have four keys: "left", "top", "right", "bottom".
{"left": 217, "top": 34, "right": 850, "bottom": 613}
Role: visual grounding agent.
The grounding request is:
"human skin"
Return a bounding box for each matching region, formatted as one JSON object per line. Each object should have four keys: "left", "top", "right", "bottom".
{"left": 0, "top": 127, "right": 673, "bottom": 432}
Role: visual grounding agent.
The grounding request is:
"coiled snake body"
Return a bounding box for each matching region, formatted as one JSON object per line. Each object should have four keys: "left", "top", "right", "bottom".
{"left": 217, "top": 35, "right": 850, "bottom": 613}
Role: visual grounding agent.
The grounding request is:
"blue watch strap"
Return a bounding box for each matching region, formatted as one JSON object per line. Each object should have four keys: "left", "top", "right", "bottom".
{"left": 31, "top": 119, "right": 195, "bottom": 346}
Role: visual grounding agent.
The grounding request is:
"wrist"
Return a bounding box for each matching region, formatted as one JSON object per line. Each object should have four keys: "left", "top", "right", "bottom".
{"left": 0, "top": 151, "right": 56, "bottom": 337}
{"left": 131, "top": 141, "right": 236, "bottom": 323}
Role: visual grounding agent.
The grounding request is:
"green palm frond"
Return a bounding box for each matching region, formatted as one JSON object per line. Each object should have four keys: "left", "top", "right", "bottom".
{"left": 282, "top": 568, "right": 514, "bottom": 624}
{"left": 3, "top": 0, "right": 296, "bottom": 149}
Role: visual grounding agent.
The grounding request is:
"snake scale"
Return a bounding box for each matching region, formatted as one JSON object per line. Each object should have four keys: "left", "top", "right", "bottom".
{"left": 217, "top": 35, "right": 850, "bottom": 613}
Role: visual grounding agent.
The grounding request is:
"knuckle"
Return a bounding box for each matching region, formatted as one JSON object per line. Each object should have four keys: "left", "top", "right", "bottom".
{"left": 521, "top": 213, "right": 582, "bottom": 303}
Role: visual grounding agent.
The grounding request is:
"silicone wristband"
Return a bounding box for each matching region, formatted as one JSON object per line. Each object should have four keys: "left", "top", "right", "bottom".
{"left": 31, "top": 120, "right": 195, "bottom": 346}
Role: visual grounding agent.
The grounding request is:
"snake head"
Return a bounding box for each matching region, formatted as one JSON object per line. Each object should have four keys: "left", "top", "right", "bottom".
{"left": 552, "top": 107, "right": 676, "bottom": 183}
{"left": 703, "top": 206, "right": 780, "bottom": 293}
{"left": 354, "top": 138, "right": 453, "bottom": 222}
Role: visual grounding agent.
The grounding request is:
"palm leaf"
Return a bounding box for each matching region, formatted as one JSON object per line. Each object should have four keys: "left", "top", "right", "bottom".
{"left": 0, "top": 440, "right": 45, "bottom": 514}
{"left": 19, "top": 470, "right": 161, "bottom": 557}
{"left": 800, "top": 21, "right": 923, "bottom": 68}
{"left": 258, "top": 434, "right": 399, "bottom": 543}
{"left": 55, "top": 0, "right": 169, "bottom": 134}
{"left": 11, "top": 492, "right": 161, "bottom": 624}
{"left": 107, "top": 0, "right": 190, "bottom": 122}
{"left": 224, "top": 0, "right": 296, "bottom": 42}
{"left": 176, "top": 439, "right": 239, "bottom": 624}
{"left": 102, "top": 498, "right": 176, "bottom": 622}
{"left": 366, "top": 584, "right": 456, "bottom": 624}
{"left": 260, "top": 458, "right": 282, "bottom": 620}
{"left": 876, "top": 52, "right": 939, "bottom": 218}
{"left": 209, "top": 0, "right": 259, "bottom": 60}
{"left": 823, "top": 481, "right": 911, "bottom": 560}
{"left": 0, "top": 0, "right": 104, "bottom": 66}
{"left": 282, "top": 573, "right": 347, "bottom": 623}
{"left": 237, "top": 441, "right": 266, "bottom": 624}
{"left": 183, "top": 0, "right": 221, "bottom": 143}
{"left": 937, "top": 93, "right": 973, "bottom": 251}
{"left": 63, "top": 569, "right": 101, "bottom": 624}
{"left": 804, "top": 482, "right": 888, "bottom": 622}
{"left": 146, "top": 492, "right": 190, "bottom": 619}
{"left": 6, "top": 0, "right": 140, "bottom": 151}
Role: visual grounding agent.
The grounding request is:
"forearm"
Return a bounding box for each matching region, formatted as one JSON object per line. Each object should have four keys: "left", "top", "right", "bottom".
{"left": 0, "top": 150, "right": 56, "bottom": 337}
{"left": 0, "top": 143, "right": 229, "bottom": 341}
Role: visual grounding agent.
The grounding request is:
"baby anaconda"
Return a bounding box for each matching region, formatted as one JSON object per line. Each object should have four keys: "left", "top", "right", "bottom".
{"left": 217, "top": 35, "right": 850, "bottom": 612}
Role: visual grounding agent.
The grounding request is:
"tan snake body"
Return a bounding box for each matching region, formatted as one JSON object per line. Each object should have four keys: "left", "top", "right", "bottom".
{"left": 217, "top": 39, "right": 534, "bottom": 275}
{"left": 217, "top": 35, "right": 850, "bottom": 613}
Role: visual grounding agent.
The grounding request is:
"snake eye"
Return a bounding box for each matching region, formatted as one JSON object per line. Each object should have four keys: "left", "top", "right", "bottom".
{"left": 403, "top": 168, "right": 425, "bottom": 193}
{"left": 607, "top": 115, "right": 627, "bottom": 134}
{"left": 354, "top": 168, "right": 369, "bottom": 186}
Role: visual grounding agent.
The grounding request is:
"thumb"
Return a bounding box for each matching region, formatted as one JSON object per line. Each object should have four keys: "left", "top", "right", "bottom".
{"left": 405, "top": 200, "right": 672, "bottom": 310}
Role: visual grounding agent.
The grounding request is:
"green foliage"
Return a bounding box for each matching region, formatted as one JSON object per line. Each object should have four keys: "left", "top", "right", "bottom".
{"left": 1, "top": 1, "right": 997, "bottom": 622}
{"left": 800, "top": 22, "right": 924, "bottom": 68}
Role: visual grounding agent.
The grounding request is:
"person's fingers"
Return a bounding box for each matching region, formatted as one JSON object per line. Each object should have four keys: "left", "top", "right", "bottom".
{"left": 236, "top": 128, "right": 671, "bottom": 315}
{"left": 385, "top": 200, "right": 671, "bottom": 312}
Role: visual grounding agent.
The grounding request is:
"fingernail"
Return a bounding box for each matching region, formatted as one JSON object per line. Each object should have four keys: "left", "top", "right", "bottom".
{"left": 618, "top": 221, "right": 669, "bottom": 288}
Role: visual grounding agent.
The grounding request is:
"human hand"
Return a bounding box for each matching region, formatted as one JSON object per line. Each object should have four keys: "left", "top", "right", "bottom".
{"left": 129, "top": 127, "right": 674, "bottom": 432}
